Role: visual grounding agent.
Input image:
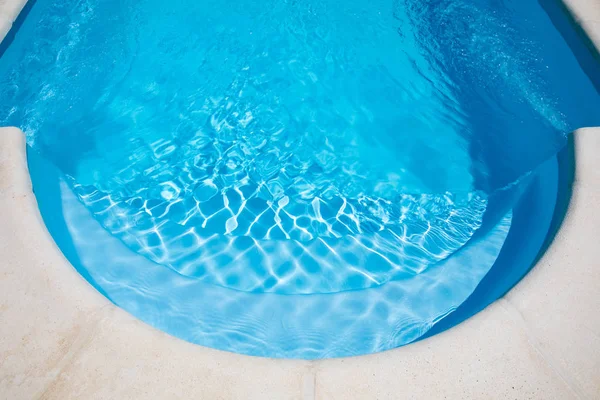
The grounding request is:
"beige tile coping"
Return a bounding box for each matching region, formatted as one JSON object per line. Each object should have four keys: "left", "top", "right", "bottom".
{"left": 1, "top": 0, "right": 599, "bottom": 398}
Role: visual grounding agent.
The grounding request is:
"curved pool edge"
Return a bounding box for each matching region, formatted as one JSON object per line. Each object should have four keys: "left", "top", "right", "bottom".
{"left": 1, "top": 126, "right": 598, "bottom": 398}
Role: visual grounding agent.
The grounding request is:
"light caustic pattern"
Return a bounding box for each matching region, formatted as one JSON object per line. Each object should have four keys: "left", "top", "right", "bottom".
{"left": 72, "top": 179, "right": 487, "bottom": 293}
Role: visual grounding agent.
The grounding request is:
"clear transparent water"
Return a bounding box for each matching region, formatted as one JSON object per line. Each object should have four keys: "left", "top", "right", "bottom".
{"left": 2, "top": 0, "right": 599, "bottom": 357}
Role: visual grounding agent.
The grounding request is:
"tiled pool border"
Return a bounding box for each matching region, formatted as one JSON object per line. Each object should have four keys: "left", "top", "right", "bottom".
{"left": 0, "top": 0, "right": 598, "bottom": 398}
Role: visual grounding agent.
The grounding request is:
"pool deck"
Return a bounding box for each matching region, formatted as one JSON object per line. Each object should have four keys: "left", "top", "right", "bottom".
{"left": 1, "top": 0, "right": 599, "bottom": 399}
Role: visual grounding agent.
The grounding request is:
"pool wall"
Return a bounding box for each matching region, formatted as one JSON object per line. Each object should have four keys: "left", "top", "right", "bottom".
{"left": 1, "top": 0, "right": 599, "bottom": 398}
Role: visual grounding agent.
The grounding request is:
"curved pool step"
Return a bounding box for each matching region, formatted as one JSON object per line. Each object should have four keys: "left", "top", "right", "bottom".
{"left": 28, "top": 146, "right": 526, "bottom": 358}
{"left": 68, "top": 177, "right": 490, "bottom": 294}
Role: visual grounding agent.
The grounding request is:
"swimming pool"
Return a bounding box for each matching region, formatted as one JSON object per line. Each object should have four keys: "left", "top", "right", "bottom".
{"left": 1, "top": 0, "right": 599, "bottom": 358}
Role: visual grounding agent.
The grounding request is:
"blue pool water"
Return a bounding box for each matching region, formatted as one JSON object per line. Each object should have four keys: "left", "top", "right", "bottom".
{"left": 1, "top": 0, "right": 599, "bottom": 357}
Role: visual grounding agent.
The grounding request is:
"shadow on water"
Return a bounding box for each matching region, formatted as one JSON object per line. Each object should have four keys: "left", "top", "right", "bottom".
{"left": 422, "top": 134, "right": 575, "bottom": 340}
{"left": 540, "top": 133, "right": 576, "bottom": 254}
{"left": 27, "top": 146, "right": 114, "bottom": 301}
{"left": 420, "top": 0, "right": 595, "bottom": 341}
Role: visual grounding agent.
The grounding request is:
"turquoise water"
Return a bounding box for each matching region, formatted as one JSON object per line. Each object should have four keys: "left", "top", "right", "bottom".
{"left": 2, "top": 0, "right": 599, "bottom": 357}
